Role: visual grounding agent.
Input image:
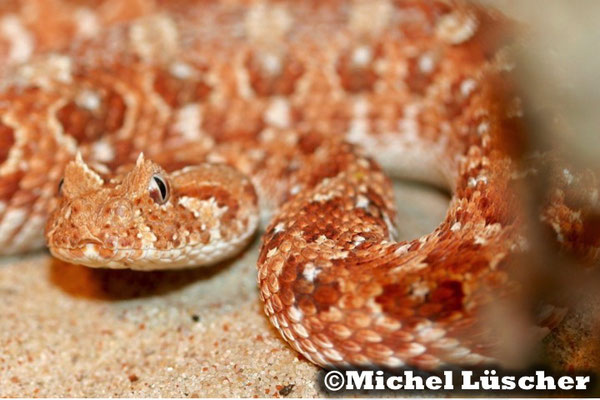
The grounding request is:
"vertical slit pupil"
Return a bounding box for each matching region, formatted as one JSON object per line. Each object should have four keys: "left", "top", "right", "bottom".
{"left": 154, "top": 176, "right": 167, "bottom": 200}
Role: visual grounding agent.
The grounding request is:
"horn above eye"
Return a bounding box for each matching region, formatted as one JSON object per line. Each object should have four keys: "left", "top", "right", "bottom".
{"left": 149, "top": 174, "right": 169, "bottom": 204}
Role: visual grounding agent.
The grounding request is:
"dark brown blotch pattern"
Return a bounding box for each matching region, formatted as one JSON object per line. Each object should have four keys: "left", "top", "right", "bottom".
{"left": 56, "top": 87, "right": 126, "bottom": 144}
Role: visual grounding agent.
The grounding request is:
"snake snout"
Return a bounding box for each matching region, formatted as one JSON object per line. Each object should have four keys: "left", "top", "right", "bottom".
{"left": 48, "top": 196, "right": 136, "bottom": 250}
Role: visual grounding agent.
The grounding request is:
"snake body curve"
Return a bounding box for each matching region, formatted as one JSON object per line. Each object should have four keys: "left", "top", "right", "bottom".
{"left": 0, "top": 0, "right": 593, "bottom": 369}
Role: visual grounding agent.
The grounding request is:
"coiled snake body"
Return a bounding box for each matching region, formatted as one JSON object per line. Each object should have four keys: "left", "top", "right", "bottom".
{"left": 0, "top": 0, "right": 593, "bottom": 369}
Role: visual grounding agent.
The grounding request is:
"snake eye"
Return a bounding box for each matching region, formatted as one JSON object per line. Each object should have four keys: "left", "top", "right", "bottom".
{"left": 149, "top": 174, "right": 169, "bottom": 204}
{"left": 57, "top": 178, "right": 64, "bottom": 195}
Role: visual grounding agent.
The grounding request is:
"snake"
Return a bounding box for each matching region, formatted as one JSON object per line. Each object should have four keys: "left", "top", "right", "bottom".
{"left": 0, "top": 0, "right": 597, "bottom": 370}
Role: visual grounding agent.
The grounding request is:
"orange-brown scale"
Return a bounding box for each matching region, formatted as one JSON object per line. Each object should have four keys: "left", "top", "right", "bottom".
{"left": 153, "top": 63, "right": 213, "bottom": 108}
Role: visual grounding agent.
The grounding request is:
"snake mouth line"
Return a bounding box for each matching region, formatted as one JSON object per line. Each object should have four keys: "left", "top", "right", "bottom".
{"left": 48, "top": 244, "right": 219, "bottom": 270}
{"left": 48, "top": 232, "right": 257, "bottom": 270}
{"left": 50, "top": 243, "right": 195, "bottom": 254}
{"left": 49, "top": 244, "right": 196, "bottom": 267}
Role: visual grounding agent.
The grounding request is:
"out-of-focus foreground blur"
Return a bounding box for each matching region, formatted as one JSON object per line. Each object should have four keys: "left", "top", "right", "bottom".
{"left": 481, "top": 0, "right": 600, "bottom": 372}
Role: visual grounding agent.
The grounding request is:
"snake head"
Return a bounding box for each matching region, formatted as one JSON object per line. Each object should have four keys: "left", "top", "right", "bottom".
{"left": 45, "top": 153, "right": 259, "bottom": 270}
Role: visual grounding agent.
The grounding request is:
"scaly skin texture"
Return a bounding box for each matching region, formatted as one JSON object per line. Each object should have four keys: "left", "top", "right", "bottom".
{"left": 46, "top": 153, "right": 259, "bottom": 269}
{"left": 0, "top": 0, "right": 597, "bottom": 369}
